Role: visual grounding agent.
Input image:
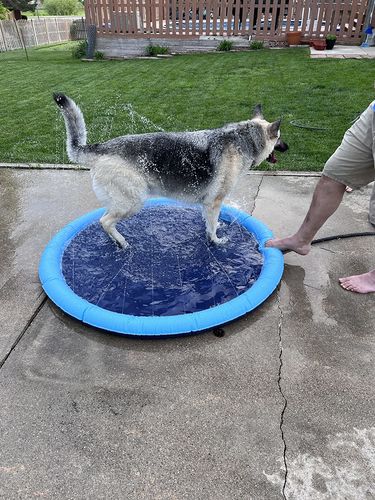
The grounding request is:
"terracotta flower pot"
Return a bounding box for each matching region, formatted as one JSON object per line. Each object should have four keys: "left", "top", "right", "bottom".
{"left": 312, "top": 40, "right": 326, "bottom": 50}
{"left": 286, "top": 31, "right": 301, "bottom": 46}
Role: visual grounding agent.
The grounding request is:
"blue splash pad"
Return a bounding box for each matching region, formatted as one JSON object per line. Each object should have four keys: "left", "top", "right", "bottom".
{"left": 61, "top": 205, "right": 263, "bottom": 316}
{"left": 39, "top": 199, "right": 284, "bottom": 336}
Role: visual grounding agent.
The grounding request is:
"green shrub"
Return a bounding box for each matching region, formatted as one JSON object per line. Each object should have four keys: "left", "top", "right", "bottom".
{"left": 0, "top": 2, "right": 9, "bottom": 19}
{"left": 145, "top": 45, "right": 169, "bottom": 56}
{"left": 250, "top": 40, "right": 264, "bottom": 50}
{"left": 94, "top": 50, "right": 104, "bottom": 60}
{"left": 217, "top": 39, "right": 233, "bottom": 51}
{"left": 72, "top": 40, "right": 87, "bottom": 59}
{"left": 44, "top": 0, "right": 80, "bottom": 16}
{"left": 326, "top": 34, "right": 337, "bottom": 41}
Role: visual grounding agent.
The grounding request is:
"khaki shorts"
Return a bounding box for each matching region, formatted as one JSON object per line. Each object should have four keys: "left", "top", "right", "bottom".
{"left": 323, "top": 101, "right": 375, "bottom": 190}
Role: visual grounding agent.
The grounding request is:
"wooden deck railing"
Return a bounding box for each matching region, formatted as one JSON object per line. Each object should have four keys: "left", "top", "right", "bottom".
{"left": 85, "top": 0, "right": 370, "bottom": 44}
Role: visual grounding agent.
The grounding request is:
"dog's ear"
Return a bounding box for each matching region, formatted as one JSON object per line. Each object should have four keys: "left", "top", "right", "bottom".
{"left": 268, "top": 119, "right": 281, "bottom": 139}
{"left": 252, "top": 104, "right": 263, "bottom": 119}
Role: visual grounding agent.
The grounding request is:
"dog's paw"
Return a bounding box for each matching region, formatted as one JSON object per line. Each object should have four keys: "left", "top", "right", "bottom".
{"left": 208, "top": 235, "right": 229, "bottom": 245}
{"left": 114, "top": 236, "right": 129, "bottom": 250}
{"left": 118, "top": 241, "right": 130, "bottom": 250}
{"left": 216, "top": 236, "right": 229, "bottom": 245}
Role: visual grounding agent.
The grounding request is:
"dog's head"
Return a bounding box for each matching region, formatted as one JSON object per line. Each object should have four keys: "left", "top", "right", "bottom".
{"left": 251, "top": 104, "right": 289, "bottom": 164}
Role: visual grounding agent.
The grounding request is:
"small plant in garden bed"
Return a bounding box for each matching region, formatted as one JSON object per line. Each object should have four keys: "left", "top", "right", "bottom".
{"left": 250, "top": 40, "right": 264, "bottom": 50}
{"left": 145, "top": 45, "right": 170, "bottom": 56}
{"left": 72, "top": 40, "right": 87, "bottom": 59}
{"left": 217, "top": 40, "right": 233, "bottom": 51}
{"left": 94, "top": 51, "right": 105, "bottom": 60}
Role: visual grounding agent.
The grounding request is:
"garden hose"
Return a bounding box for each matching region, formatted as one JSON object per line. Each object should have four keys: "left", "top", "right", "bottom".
{"left": 279, "top": 232, "right": 375, "bottom": 254}
{"left": 290, "top": 114, "right": 361, "bottom": 131}
{"left": 311, "top": 231, "right": 375, "bottom": 245}
{"left": 289, "top": 120, "right": 328, "bottom": 131}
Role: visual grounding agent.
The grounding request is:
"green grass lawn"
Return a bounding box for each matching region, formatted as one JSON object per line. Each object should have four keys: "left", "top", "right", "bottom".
{"left": 0, "top": 43, "right": 374, "bottom": 170}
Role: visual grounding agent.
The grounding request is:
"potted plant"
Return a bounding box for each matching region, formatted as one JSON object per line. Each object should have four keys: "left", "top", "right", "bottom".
{"left": 325, "top": 34, "right": 337, "bottom": 50}
{"left": 312, "top": 39, "right": 326, "bottom": 50}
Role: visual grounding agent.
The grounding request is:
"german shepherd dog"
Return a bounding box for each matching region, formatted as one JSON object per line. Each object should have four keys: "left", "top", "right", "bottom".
{"left": 54, "top": 93, "right": 288, "bottom": 248}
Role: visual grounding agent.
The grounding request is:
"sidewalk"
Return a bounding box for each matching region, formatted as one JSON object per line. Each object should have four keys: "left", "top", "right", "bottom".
{"left": 0, "top": 164, "right": 374, "bottom": 499}
{"left": 310, "top": 45, "right": 375, "bottom": 59}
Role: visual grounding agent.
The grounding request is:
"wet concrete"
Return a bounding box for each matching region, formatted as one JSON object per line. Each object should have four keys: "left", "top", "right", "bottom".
{"left": 0, "top": 169, "right": 98, "bottom": 363}
{"left": 0, "top": 167, "right": 374, "bottom": 499}
{"left": 253, "top": 176, "right": 375, "bottom": 498}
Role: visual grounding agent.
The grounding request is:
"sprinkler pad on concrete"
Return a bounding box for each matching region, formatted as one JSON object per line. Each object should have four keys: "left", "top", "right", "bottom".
{"left": 39, "top": 199, "right": 284, "bottom": 336}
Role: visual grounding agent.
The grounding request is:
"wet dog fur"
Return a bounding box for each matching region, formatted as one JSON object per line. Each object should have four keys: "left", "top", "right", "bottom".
{"left": 54, "top": 93, "right": 287, "bottom": 248}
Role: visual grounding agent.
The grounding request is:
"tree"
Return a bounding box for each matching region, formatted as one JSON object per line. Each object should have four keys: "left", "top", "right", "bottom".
{"left": 1, "top": 0, "right": 36, "bottom": 19}
{"left": 0, "top": 2, "right": 10, "bottom": 19}
{"left": 44, "top": 0, "right": 80, "bottom": 16}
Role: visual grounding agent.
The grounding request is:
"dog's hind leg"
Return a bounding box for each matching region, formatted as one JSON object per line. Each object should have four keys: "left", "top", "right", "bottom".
{"left": 100, "top": 195, "right": 145, "bottom": 248}
{"left": 100, "top": 211, "right": 125, "bottom": 248}
{"left": 92, "top": 164, "right": 147, "bottom": 249}
{"left": 100, "top": 211, "right": 129, "bottom": 249}
{"left": 203, "top": 196, "right": 227, "bottom": 245}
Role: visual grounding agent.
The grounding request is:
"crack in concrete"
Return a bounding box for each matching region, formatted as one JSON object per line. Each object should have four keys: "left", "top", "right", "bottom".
{"left": 318, "top": 246, "right": 337, "bottom": 254}
{"left": 0, "top": 296, "right": 47, "bottom": 370}
{"left": 303, "top": 282, "right": 322, "bottom": 291}
{"left": 277, "top": 289, "right": 288, "bottom": 499}
{"left": 251, "top": 174, "right": 264, "bottom": 215}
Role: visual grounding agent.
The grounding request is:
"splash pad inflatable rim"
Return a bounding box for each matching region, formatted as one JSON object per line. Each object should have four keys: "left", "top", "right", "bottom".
{"left": 39, "top": 198, "right": 284, "bottom": 336}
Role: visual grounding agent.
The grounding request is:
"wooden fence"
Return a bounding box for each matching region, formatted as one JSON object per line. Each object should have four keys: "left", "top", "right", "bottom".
{"left": 0, "top": 17, "right": 85, "bottom": 52}
{"left": 85, "top": 0, "right": 371, "bottom": 43}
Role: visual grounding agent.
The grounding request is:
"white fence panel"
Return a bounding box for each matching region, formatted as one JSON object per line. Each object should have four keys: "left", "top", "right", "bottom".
{"left": 0, "top": 17, "right": 85, "bottom": 52}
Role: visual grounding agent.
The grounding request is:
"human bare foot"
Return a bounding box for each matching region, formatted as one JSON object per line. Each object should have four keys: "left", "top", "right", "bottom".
{"left": 266, "top": 235, "right": 311, "bottom": 255}
{"left": 339, "top": 270, "right": 375, "bottom": 294}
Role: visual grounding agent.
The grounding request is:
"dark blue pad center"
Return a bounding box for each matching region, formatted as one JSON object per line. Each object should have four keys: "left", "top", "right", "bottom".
{"left": 61, "top": 205, "right": 263, "bottom": 316}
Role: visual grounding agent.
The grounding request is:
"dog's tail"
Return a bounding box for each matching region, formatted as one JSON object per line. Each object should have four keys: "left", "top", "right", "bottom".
{"left": 53, "top": 93, "right": 87, "bottom": 163}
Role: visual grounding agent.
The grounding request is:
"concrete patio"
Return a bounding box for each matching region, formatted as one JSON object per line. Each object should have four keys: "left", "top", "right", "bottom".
{"left": 0, "top": 164, "right": 374, "bottom": 499}
{"left": 310, "top": 45, "right": 375, "bottom": 59}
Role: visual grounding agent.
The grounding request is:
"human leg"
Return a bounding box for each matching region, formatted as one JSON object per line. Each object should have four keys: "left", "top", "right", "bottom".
{"left": 266, "top": 175, "right": 346, "bottom": 254}
{"left": 267, "top": 101, "right": 375, "bottom": 254}
{"left": 369, "top": 182, "right": 375, "bottom": 226}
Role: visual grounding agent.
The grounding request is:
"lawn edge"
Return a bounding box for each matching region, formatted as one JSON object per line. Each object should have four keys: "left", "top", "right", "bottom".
{"left": 0, "top": 162, "right": 322, "bottom": 176}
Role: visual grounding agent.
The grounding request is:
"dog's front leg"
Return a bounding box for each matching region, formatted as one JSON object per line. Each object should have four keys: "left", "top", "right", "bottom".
{"left": 203, "top": 197, "right": 228, "bottom": 245}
